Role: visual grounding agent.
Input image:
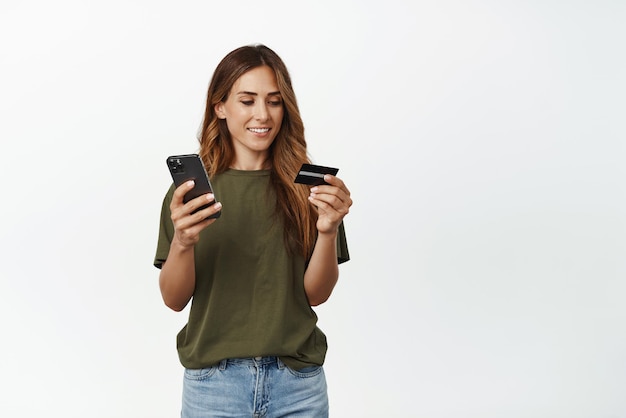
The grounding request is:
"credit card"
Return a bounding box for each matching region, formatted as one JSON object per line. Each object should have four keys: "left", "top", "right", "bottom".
{"left": 294, "top": 163, "right": 339, "bottom": 186}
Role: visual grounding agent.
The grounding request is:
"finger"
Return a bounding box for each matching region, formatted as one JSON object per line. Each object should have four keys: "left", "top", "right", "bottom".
{"left": 183, "top": 215, "right": 215, "bottom": 234}
{"left": 309, "top": 184, "right": 350, "bottom": 207}
{"left": 171, "top": 180, "right": 196, "bottom": 207}
{"left": 189, "top": 201, "right": 222, "bottom": 223}
{"left": 172, "top": 202, "right": 220, "bottom": 241}
{"left": 311, "top": 177, "right": 351, "bottom": 201}
{"left": 322, "top": 174, "right": 351, "bottom": 196}
{"left": 173, "top": 218, "right": 213, "bottom": 247}
{"left": 182, "top": 193, "right": 217, "bottom": 216}
{"left": 308, "top": 193, "right": 350, "bottom": 216}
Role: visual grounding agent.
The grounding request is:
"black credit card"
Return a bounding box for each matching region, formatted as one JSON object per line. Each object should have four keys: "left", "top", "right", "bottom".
{"left": 294, "top": 163, "right": 339, "bottom": 186}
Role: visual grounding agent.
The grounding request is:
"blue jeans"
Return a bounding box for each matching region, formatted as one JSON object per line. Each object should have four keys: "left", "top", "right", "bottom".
{"left": 181, "top": 357, "right": 329, "bottom": 418}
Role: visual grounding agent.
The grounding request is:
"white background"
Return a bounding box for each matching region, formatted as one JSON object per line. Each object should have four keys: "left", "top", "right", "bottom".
{"left": 1, "top": 1, "right": 625, "bottom": 417}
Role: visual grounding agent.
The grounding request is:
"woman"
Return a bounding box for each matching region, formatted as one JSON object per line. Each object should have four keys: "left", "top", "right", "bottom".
{"left": 154, "top": 44, "right": 352, "bottom": 417}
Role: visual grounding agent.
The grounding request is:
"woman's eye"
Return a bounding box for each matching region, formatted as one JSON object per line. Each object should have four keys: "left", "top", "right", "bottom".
{"left": 241, "top": 100, "right": 254, "bottom": 106}
{"left": 268, "top": 100, "right": 282, "bottom": 106}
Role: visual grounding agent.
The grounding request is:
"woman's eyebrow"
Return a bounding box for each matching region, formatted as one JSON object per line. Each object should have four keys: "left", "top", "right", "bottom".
{"left": 236, "top": 91, "right": 281, "bottom": 96}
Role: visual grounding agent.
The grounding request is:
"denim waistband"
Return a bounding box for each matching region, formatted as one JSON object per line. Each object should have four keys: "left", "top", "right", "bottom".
{"left": 218, "top": 356, "right": 285, "bottom": 370}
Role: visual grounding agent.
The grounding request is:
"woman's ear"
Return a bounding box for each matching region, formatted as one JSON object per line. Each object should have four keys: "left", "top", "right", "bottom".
{"left": 214, "top": 103, "right": 226, "bottom": 119}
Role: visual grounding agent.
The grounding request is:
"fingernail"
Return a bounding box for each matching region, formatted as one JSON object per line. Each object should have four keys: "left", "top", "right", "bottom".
{"left": 207, "top": 193, "right": 214, "bottom": 201}
{"left": 187, "top": 180, "right": 195, "bottom": 187}
{"left": 311, "top": 187, "right": 318, "bottom": 193}
{"left": 214, "top": 202, "right": 222, "bottom": 209}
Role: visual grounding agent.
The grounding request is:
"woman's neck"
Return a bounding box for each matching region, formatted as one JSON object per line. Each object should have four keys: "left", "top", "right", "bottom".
{"left": 229, "top": 154, "right": 271, "bottom": 170}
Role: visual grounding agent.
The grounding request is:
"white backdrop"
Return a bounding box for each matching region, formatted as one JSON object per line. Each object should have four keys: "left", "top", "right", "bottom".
{"left": 1, "top": 1, "right": 625, "bottom": 417}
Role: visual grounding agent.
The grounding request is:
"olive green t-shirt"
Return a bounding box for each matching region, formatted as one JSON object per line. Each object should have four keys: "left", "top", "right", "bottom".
{"left": 154, "top": 169, "right": 349, "bottom": 370}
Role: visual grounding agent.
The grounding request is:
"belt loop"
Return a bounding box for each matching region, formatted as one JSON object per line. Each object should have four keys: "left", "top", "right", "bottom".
{"left": 276, "top": 357, "right": 285, "bottom": 370}
{"left": 219, "top": 359, "right": 227, "bottom": 371}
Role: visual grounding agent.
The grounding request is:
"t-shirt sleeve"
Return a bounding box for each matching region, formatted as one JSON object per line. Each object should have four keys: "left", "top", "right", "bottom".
{"left": 336, "top": 221, "right": 350, "bottom": 264}
{"left": 153, "top": 184, "right": 176, "bottom": 269}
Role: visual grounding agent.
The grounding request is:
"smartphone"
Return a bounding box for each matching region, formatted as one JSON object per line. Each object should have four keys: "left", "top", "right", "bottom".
{"left": 166, "top": 154, "right": 221, "bottom": 219}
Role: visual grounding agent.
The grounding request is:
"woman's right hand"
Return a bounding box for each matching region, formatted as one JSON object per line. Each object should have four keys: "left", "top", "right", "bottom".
{"left": 170, "top": 180, "right": 222, "bottom": 249}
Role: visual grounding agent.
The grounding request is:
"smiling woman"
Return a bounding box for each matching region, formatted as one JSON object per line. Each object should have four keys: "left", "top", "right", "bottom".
{"left": 214, "top": 66, "right": 284, "bottom": 168}
{"left": 153, "top": 44, "right": 352, "bottom": 417}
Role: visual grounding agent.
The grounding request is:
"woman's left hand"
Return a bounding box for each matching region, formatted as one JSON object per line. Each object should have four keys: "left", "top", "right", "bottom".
{"left": 308, "top": 175, "right": 353, "bottom": 234}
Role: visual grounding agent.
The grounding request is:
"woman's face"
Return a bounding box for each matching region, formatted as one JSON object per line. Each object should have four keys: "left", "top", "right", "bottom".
{"left": 215, "top": 65, "right": 284, "bottom": 168}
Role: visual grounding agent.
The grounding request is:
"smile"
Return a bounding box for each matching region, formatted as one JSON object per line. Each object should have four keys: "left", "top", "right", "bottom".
{"left": 248, "top": 128, "right": 270, "bottom": 133}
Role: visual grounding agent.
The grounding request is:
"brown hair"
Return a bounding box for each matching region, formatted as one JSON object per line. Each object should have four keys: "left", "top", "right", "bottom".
{"left": 198, "top": 44, "right": 317, "bottom": 259}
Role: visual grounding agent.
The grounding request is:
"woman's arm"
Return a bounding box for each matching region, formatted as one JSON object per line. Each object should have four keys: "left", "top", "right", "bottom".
{"left": 303, "top": 230, "right": 340, "bottom": 306}
{"left": 159, "top": 240, "right": 197, "bottom": 312}
{"left": 159, "top": 180, "right": 222, "bottom": 311}
{"left": 304, "top": 175, "right": 352, "bottom": 306}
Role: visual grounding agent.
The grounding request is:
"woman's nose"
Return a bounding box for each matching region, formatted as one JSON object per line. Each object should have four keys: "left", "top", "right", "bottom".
{"left": 255, "top": 103, "right": 269, "bottom": 121}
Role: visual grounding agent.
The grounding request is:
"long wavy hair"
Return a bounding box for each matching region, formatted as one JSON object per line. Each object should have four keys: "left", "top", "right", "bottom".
{"left": 198, "top": 44, "right": 317, "bottom": 259}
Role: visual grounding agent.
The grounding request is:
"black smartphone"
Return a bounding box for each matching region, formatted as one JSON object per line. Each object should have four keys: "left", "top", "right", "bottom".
{"left": 166, "top": 154, "right": 221, "bottom": 219}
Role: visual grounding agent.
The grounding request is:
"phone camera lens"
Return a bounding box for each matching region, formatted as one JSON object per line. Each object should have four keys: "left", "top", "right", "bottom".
{"left": 168, "top": 158, "right": 185, "bottom": 173}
